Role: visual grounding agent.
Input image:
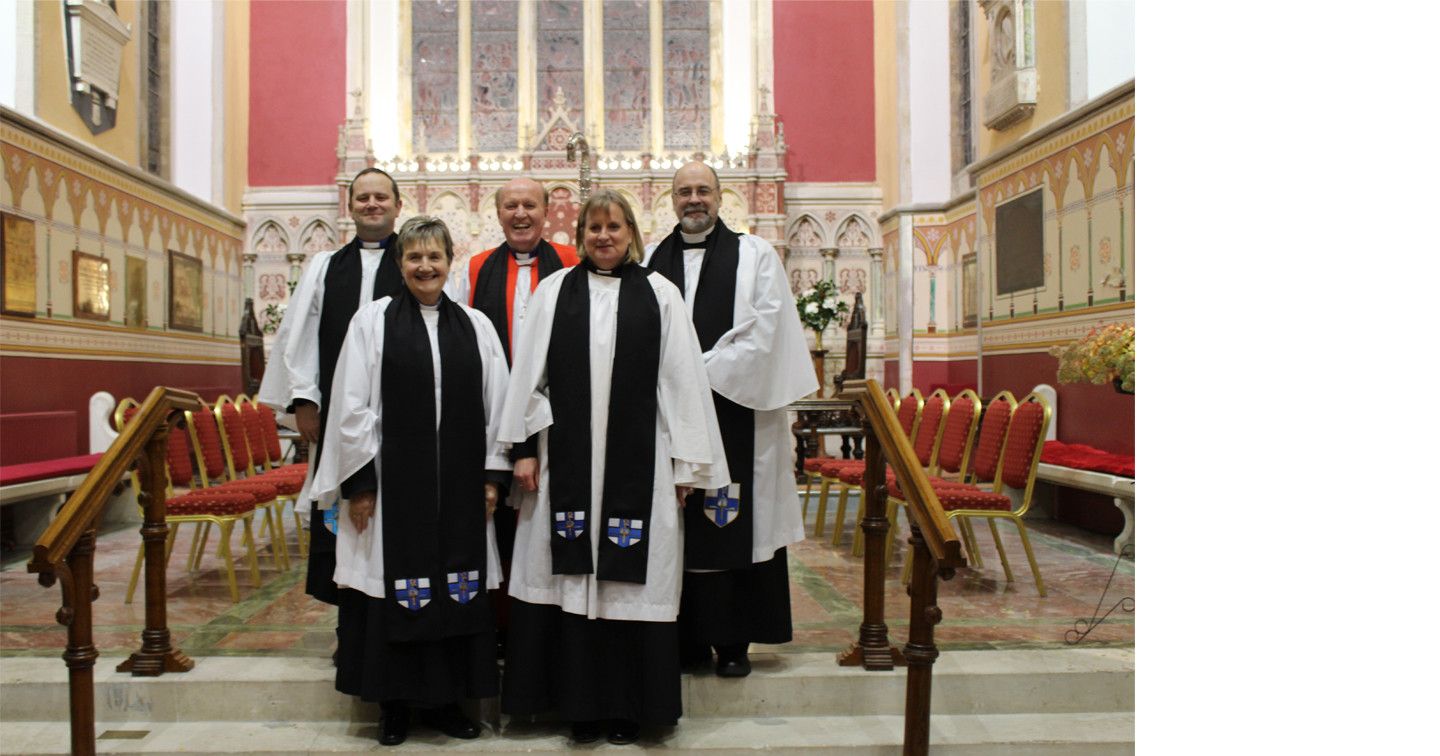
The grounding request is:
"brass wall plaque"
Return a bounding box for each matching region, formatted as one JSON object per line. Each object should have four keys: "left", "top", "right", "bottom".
{"left": 1, "top": 212, "right": 38, "bottom": 317}
{"left": 73, "top": 250, "right": 110, "bottom": 322}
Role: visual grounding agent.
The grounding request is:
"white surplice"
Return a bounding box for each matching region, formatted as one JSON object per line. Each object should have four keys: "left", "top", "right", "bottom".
{"left": 256, "top": 243, "right": 460, "bottom": 512}
{"left": 643, "top": 231, "right": 818, "bottom": 563}
{"left": 308, "top": 296, "right": 509, "bottom": 600}
{"left": 497, "top": 267, "right": 730, "bottom": 622}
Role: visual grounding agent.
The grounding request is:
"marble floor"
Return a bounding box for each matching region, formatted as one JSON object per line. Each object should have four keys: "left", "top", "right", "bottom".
{"left": 0, "top": 493, "right": 1134, "bottom": 660}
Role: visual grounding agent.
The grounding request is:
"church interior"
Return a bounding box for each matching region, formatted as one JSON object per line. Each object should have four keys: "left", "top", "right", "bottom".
{"left": 0, "top": 1, "right": 1149, "bottom": 753}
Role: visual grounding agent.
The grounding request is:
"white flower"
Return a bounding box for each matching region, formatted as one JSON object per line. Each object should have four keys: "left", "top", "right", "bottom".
{"left": 805, "top": 302, "right": 819, "bottom": 314}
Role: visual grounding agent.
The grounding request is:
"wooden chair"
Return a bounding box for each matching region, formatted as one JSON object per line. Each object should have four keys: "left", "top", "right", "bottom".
{"left": 813, "top": 388, "right": 922, "bottom": 538}
{"left": 212, "top": 395, "right": 299, "bottom": 570}
{"left": 115, "top": 399, "right": 262, "bottom": 603}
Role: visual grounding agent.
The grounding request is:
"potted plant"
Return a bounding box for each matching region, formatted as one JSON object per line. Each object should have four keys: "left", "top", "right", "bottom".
{"left": 1051, "top": 322, "right": 1135, "bottom": 394}
{"left": 794, "top": 279, "right": 850, "bottom": 351}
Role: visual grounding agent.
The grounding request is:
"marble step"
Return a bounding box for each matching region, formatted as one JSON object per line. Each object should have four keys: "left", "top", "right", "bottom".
{"left": 0, "top": 712, "right": 1136, "bottom": 755}
{"left": 1, "top": 649, "right": 1132, "bottom": 725}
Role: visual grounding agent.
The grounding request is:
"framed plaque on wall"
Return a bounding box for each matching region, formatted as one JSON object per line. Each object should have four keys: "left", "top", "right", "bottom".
{"left": 125, "top": 255, "right": 147, "bottom": 328}
{"left": 73, "top": 250, "right": 110, "bottom": 322}
{"left": 168, "top": 250, "right": 203, "bottom": 333}
{"left": 1, "top": 212, "right": 38, "bottom": 317}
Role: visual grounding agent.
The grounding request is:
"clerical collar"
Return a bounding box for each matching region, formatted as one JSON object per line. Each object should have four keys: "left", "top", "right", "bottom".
{"left": 513, "top": 252, "right": 534, "bottom": 266}
{"left": 588, "top": 266, "right": 618, "bottom": 276}
{"left": 359, "top": 238, "right": 388, "bottom": 250}
{"left": 681, "top": 227, "right": 714, "bottom": 246}
{"left": 419, "top": 300, "right": 440, "bottom": 311}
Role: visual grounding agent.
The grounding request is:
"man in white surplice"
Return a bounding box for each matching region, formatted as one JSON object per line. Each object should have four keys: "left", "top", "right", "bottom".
{"left": 643, "top": 161, "right": 818, "bottom": 678}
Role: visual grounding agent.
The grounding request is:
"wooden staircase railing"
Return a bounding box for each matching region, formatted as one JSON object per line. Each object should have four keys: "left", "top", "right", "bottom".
{"left": 834, "top": 378, "right": 966, "bottom": 756}
{"left": 27, "top": 386, "right": 203, "bottom": 756}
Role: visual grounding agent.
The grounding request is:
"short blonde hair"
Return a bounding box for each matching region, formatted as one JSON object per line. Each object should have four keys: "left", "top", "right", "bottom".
{"left": 575, "top": 190, "right": 644, "bottom": 265}
{"left": 395, "top": 215, "right": 454, "bottom": 262}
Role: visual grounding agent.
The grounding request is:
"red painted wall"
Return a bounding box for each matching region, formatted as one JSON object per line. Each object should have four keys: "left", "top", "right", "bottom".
{"left": 249, "top": 1, "right": 348, "bottom": 186}
{"left": 914, "top": 359, "right": 978, "bottom": 397}
{"left": 982, "top": 352, "right": 1134, "bottom": 455}
{"left": 772, "top": 0, "right": 875, "bottom": 182}
{"left": 0, "top": 356, "right": 242, "bottom": 460}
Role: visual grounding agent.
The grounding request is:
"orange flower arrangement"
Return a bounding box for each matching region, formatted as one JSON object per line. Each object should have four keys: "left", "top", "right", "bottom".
{"left": 1051, "top": 323, "right": 1135, "bottom": 393}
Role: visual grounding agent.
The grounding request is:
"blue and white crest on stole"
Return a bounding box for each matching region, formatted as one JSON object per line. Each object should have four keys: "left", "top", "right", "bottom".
{"left": 704, "top": 484, "right": 741, "bottom": 527}
{"left": 447, "top": 571, "right": 480, "bottom": 604}
{"left": 554, "top": 511, "right": 586, "bottom": 540}
{"left": 322, "top": 506, "right": 338, "bottom": 535}
{"left": 394, "top": 577, "right": 431, "bottom": 610}
{"left": 607, "top": 518, "right": 644, "bottom": 547}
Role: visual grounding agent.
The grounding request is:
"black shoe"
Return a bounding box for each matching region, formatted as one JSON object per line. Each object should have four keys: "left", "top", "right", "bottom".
{"left": 421, "top": 703, "right": 480, "bottom": 739}
{"left": 607, "top": 718, "right": 640, "bottom": 745}
{"left": 571, "top": 720, "right": 602, "bottom": 743}
{"left": 715, "top": 643, "right": 751, "bottom": 678}
{"left": 377, "top": 708, "right": 409, "bottom": 746}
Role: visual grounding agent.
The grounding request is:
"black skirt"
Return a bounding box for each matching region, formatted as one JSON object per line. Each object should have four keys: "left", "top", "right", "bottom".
{"left": 305, "top": 511, "right": 340, "bottom": 605}
{"left": 335, "top": 588, "right": 499, "bottom": 706}
{"left": 678, "top": 547, "right": 792, "bottom": 646}
{"left": 501, "top": 599, "right": 682, "bottom": 725}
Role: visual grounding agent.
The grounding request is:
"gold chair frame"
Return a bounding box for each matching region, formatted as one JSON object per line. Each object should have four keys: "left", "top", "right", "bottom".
{"left": 940, "top": 390, "right": 1052, "bottom": 596}
{"left": 815, "top": 388, "right": 923, "bottom": 541}
{"left": 115, "top": 397, "right": 262, "bottom": 603}
{"left": 211, "top": 395, "right": 291, "bottom": 571}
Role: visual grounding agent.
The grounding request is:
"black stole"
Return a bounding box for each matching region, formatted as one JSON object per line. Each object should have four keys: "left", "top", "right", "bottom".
{"left": 647, "top": 220, "right": 756, "bottom": 569}
{"left": 379, "top": 288, "right": 491, "bottom": 641}
{"left": 306, "top": 236, "right": 404, "bottom": 604}
{"left": 546, "top": 261, "right": 660, "bottom": 584}
{"left": 471, "top": 240, "right": 568, "bottom": 365}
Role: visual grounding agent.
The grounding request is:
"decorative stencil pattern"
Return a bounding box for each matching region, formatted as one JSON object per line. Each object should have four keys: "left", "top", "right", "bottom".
{"left": 662, "top": 0, "right": 709, "bottom": 150}
{"left": 412, "top": 0, "right": 460, "bottom": 154}
{"left": 471, "top": 0, "right": 519, "bottom": 152}
{"left": 604, "top": 0, "right": 650, "bottom": 151}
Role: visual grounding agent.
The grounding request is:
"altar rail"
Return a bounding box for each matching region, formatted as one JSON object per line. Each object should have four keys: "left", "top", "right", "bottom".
{"left": 27, "top": 386, "right": 203, "bottom": 756}
{"left": 834, "top": 379, "right": 966, "bottom": 756}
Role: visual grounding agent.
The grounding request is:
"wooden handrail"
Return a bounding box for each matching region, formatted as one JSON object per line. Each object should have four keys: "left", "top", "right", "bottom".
{"left": 27, "top": 386, "right": 202, "bottom": 756}
{"left": 833, "top": 378, "right": 964, "bottom": 756}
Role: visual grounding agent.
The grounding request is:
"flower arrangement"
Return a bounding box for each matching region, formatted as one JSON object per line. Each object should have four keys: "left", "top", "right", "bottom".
{"left": 1051, "top": 322, "right": 1135, "bottom": 393}
{"left": 261, "top": 302, "right": 287, "bottom": 335}
{"left": 794, "top": 280, "right": 850, "bottom": 349}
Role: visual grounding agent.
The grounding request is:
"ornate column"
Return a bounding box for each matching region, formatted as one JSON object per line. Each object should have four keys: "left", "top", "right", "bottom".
{"left": 820, "top": 247, "right": 839, "bottom": 283}
{"left": 240, "top": 252, "right": 257, "bottom": 302}
{"left": 869, "top": 247, "right": 885, "bottom": 341}
{"left": 286, "top": 253, "right": 306, "bottom": 288}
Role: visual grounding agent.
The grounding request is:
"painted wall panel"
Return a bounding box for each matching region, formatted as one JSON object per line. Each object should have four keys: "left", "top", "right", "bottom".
{"left": 773, "top": 0, "right": 874, "bottom": 182}
{"left": 249, "top": 0, "right": 347, "bottom": 186}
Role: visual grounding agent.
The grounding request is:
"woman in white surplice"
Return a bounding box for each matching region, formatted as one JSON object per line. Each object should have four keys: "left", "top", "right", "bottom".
{"left": 310, "top": 216, "right": 510, "bottom": 747}
{"left": 498, "top": 189, "right": 729, "bottom": 745}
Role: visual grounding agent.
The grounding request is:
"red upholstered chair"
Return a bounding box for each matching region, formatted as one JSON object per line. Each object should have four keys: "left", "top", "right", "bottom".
{"left": 932, "top": 391, "right": 1052, "bottom": 595}
{"left": 115, "top": 399, "right": 263, "bottom": 603}
{"left": 889, "top": 391, "right": 1015, "bottom": 581}
{"left": 237, "top": 395, "right": 309, "bottom": 556}
{"left": 813, "top": 389, "right": 923, "bottom": 538}
{"left": 800, "top": 389, "right": 900, "bottom": 520}
{"left": 213, "top": 396, "right": 299, "bottom": 570}
{"left": 881, "top": 388, "right": 983, "bottom": 570}
{"left": 832, "top": 388, "right": 951, "bottom": 554}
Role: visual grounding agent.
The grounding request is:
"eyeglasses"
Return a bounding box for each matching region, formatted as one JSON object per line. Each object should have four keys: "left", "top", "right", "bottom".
{"left": 674, "top": 186, "right": 715, "bottom": 200}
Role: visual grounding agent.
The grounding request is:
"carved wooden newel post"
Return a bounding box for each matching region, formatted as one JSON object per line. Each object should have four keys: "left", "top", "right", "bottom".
{"left": 118, "top": 421, "right": 194, "bottom": 676}
{"left": 902, "top": 523, "right": 954, "bottom": 756}
{"left": 836, "top": 406, "right": 905, "bottom": 669}
{"left": 43, "top": 527, "right": 100, "bottom": 756}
